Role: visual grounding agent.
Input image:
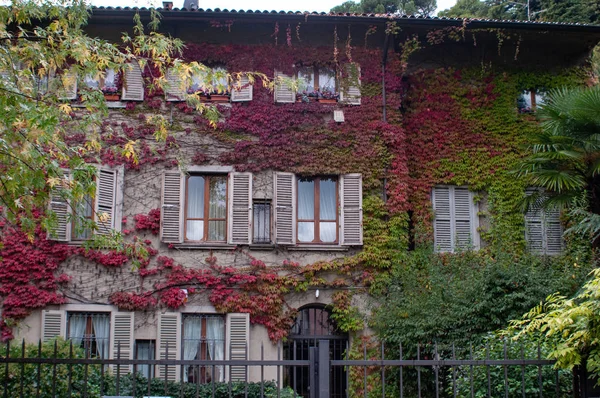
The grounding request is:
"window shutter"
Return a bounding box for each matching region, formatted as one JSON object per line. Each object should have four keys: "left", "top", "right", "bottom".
{"left": 165, "top": 68, "right": 185, "bottom": 101}
{"left": 48, "top": 172, "right": 71, "bottom": 242}
{"left": 157, "top": 312, "right": 180, "bottom": 381}
{"left": 228, "top": 172, "right": 253, "bottom": 245}
{"left": 161, "top": 170, "right": 184, "bottom": 243}
{"left": 545, "top": 207, "right": 563, "bottom": 255}
{"left": 110, "top": 312, "right": 134, "bottom": 375}
{"left": 340, "top": 174, "right": 363, "bottom": 245}
{"left": 274, "top": 172, "right": 296, "bottom": 245}
{"left": 230, "top": 75, "right": 253, "bottom": 102}
{"left": 95, "top": 167, "right": 119, "bottom": 236}
{"left": 226, "top": 313, "right": 249, "bottom": 382}
{"left": 57, "top": 69, "right": 78, "bottom": 100}
{"left": 432, "top": 187, "right": 452, "bottom": 252}
{"left": 274, "top": 71, "right": 295, "bottom": 103}
{"left": 121, "top": 62, "right": 144, "bottom": 101}
{"left": 340, "top": 64, "right": 361, "bottom": 105}
{"left": 525, "top": 195, "right": 544, "bottom": 254}
{"left": 41, "top": 310, "right": 65, "bottom": 342}
{"left": 453, "top": 187, "right": 476, "bottom": 250}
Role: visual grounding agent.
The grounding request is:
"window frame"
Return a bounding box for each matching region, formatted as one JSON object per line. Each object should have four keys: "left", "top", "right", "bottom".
{"left": 135, "top": 339, "right": 155, "bottom": 380}
{"left": 181, "top": 314, "right": 225, "bottom": 383}
{"left": 71, "top": 177, "right": 96, "bottom": 242}
{"left": 432, "top": 185, "right": 480, "bottom": 253}
{"left": 296, "top": 176, "right": 339, "bottom": 245}
{"left": 184, "top": 174, "right": 229, "bottom": 243}
{"left": 66, "top": 312, "right": 111, "bottom": 358}
{"left": 297, "top": 65, "right": 337, "bottom": 94}
{"left": 252, "top": 200, "right": 272, "bottom": 244}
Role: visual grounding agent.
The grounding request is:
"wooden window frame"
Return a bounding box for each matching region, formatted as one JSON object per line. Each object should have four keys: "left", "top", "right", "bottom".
{"left": 66, "top": 312, "right": 110, "bottom": 358}
{"left": 296, "top": 176, "right": 339, "bottom": 244}
{"left": 184, "top": 175, "right": 228, "bottom": 243}
{"left": 297, "top": 65, "right": 337, "bottom": 93}
{"left": 84, "top": 68, "right": 118, "bottom": 91}
{"left": 252, "top": 200, "right": 272, "bottom": 244}
{"left": 71, "top": 192, "right": 95, "bottom": 241}
{"left": 181, "top": 314, "right": 225, "bottom": 384}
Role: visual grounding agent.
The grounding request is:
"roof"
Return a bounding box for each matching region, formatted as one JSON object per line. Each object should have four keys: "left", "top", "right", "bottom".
{"left": 90, "top": 6, "right": 600, "bottom": 32}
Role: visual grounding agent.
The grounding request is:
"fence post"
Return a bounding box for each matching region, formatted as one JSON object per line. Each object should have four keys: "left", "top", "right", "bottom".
{"left": 318, "top": 340, "right": 330, "bottom": 398}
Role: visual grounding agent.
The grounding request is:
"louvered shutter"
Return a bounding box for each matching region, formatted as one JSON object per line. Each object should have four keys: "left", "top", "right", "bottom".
{"left": 121, "top": 63, "right": 144, "bottom": 101}
{"left": 231, "top": 75, "right": 253, "bottom": 102}
{"left": 95, "top": 167, "right": 118, "bottom": 235}
{"left": 274, "top": 71, "right": 295, "bottom": 103}
{"left": 48, "top": 172, "right": 71, "bottom": 241}
{"left": 340, "top": 174, "right": 363, "bottom": 245}
{"left": 110, "top": 312, "right": 134, "bottom": 375}
{"left": 157, "top": 313, "right": 180, "bottom": 381}
{"left": 228, "top": 172, "right": 252, "bottom": 245}
{"left": 226, "top": 313, "right": 249, "bottom": 382}
{"left": 453, "top": 187, "right": 475, "bottom": 250}
{"left": 545, "top": 207, "right": 563, "bottom": 255}
{"left": 161, "top": 170, "right": 184, "bottom": 243}
{"left": 41, "top": 310, "right": 65, "bottom": 342}
{"left": 525, "top": 193, "right": 544, "bottom": 254}
{"left": 432, "top": 187, "right": 452, "bottom": 252}
{"left": 58, "top": 69, "right": 78, "bottom": 100}
{"left": 340, "top": 64, "right": 361, "bottom": 105}
{"left": 165, "top": 68, "right": 185, "bottom": 101}
{"left": 274, "top": 172, "right": 296, "bottom": 245}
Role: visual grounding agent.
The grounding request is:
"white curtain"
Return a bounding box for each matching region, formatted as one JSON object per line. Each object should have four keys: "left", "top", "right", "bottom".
{"left": 186, "top": 176, "right": 205, "bottom": 240}
{"left": 206, "top": 317, "right": 225, "bottom": 382}
{"left": 298, "top": 180, "right": 315, "bottom": 242}
{"left": 318, "top": 68, "right": 336, "bottom": 91}
{"left": 319, "top": 179, "right": 337, "bottom": 243}
{"left": 183, "top": 316, "right": 202, "bottom": 380}
{"left": 136, "top": 342, "right": 152, "bottom": 379}
{"left": 91, "top": 314, "right": 110, "bottom": 358}
{"left": 68, "top": 314, "right": 87, "bottom": 347}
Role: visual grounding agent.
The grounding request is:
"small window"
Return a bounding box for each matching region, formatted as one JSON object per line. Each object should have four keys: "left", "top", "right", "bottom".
{"left": 84, "top": 68, "right": 118, "bottom": 97}
{"left": 253, "top": 201, "right": 271, "bottom": 244}
{"left": 182, "top": 315, "right": 225, "bottom": 383}
{"left": 67, "top": 312, "right": 110, "bottom": 358}
{"left": 71, "top": 193, "right": 94, "bottom": 241}
{"left": 518, "top": 90, "right": 546, "bottom": 113}
{"left": 297, "top": 177, "right": 338, "bottom": 244}
{"left": 189, "top": 66, "right": 229, "bottom": 95}
{"left": 432, "top": 186, "right": 479, "bottom": 253}
{"left": 297, "top": 66, "right": 337, "bottom": 100}
{"left": 135, "top": 340, "right": 155, "bottom": 379}
{"left": 185, "top": 175, "right": 227, "bottom": 242}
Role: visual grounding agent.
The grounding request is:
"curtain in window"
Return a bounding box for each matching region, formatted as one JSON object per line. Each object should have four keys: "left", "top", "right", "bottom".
{"left": 91, "top": 314, "right": 110, "bottom": 358}
{"left": 183, "top": 316, "right": 202, "bottom": 379}
{"left": 136, "top": 341, "right": 152, "bottom": 379}
{"left": 298, "top": 180, "right": 315, "bottom": 242}
{"left": 186, "top": 176, "right": 205, "bottom": 240}
{"left": 206, "top": 317, "right": 225, "bottom": 382}
{"left": 298, "top": 67, "right": 314, "bottom": 92}
{"left": 318, "top": 68, "right": 335, "bottom": 91}
{"left": 208, "top": 177, "right": 226, "bottom": 241}
{"left": 319, "top": 179, "right": 336, "bottom": 242}
{"left": 68, "top": 314, "right": 87, "bottom": 346}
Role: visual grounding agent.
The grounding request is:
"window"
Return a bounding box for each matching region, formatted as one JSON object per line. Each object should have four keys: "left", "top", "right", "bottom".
{"left": 189, "top": 66, "right": 228, "bottom": 95}
{"left": 525, "top": 190, "right": 563, "bottom": 255}
{"left": 71, "top": 193, "right": 94, "bottom": 241}
{"left": 182, "top": 315, "right": 225, "bottom": 383}
{"left": 84, "top": 68, "right": 117, "bottom": 91}
{"left": 185, "top": 175, "right": 227, "bottom": 242}
{"left": 253, "top": 200, "right": 271, "bottom": 244}
{"left": 432, "top": 186, "right": 479, "bottom": 253}
{"left": 297, "top": 65, "right": 337, "bottom": 99}
{"left": 67, "top": 312, "right": 110, "bottom": 358}
{"left": 297, "top": 177, "right": 338, "bottom": 244}
{"left": 518, "top": 90, "right": 546, "bottom": 113}
{"left": 135, "top": 340, "right": 155, "bottom": 379}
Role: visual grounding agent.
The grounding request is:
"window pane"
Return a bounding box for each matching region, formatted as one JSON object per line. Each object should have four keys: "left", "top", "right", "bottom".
{"left": 298, "top": 180, "right": 314, "bottom": 219}
{"left": 186, "top": 220, "right": 204, "bottom": 241}
{"left": 212, "top": 67, "right": 228, "bottom": 91}
{"left": 104, "top": 69, "right": 116, "bottom": 88}
{"left": 208, "top": 220, "right": 226, "bottom": 241}
{"left": 320, "top": 178, "right": 336, "bottom": 221}
{"left": 253, "top": 203, "right": 271, "bottom": 244}
{"left": 73, "top": 195, "right": 93, "bottom": 240}
{"left": 318, "top": 68, "right": 336, "bottom": 91}
{"left": 187, "top": 176, "right": 205, "bottom": 218}
{"left": 208, "top": 176, "right": 227, "bottom": 219}
{"left": 84, "top": 74, "right": 99, "bottom": 89}
{"left": 298, "top": 67, "right": 314, "bottom": 92}
{"left": 298, "top": 222, "right": 314, "bottom": 242}
{"left": 320, "top": 222, "right": 336, "bottom": 243}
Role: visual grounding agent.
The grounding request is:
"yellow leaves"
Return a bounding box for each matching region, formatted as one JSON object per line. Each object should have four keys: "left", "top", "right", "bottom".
{"left": 59, "top": 103, "right": 72, "bottom": 115}
{"left": 84, "top": 139, "right": 101, "bottom": 153}
{"left": 12, "top": 118, "right": 27, "bottom": 130}
{"left": 46, "top": 177, "right": 61, "bottom": 188}
{"left": 97, "top": 212, "right": 110, "bottom": 223}
{"left": 122, "top": 140, "right": 138, "bottom": 164}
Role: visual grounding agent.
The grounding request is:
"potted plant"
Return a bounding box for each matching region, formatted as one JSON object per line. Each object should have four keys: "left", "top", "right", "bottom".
{"left": 318, "top": 87, "right": 338, "bottom": 104}
{"left": 101, "top": 85, "right": 120, "bottom": 101}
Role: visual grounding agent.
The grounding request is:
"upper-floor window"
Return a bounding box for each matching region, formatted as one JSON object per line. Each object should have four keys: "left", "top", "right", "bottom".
{"left": 67, "top": 312, "right": 110, "bottom": 358}
{"left": 297, "top": 66, "right": 337, "bottom": 100}
{"left": 518, "top": 90, "right": 546, "bottom": 113}
{"left": 432, "top": 186, "right": 479, "bottom": 253}
{"left": 182, "top": 314, "right": 225, "bottom": 383}
{"left": 84, "top": 68, "right": 117, "bottom": 94}
{"left": 297, "top": 177, "right": 338, "bottom": 244}
{"left": 72, "top": 192, "right": 94, "bottom": 241}
{"left": 166, "top": 66, "right": 253, "bottom": 103}
{"left": 185, "top": 175, "right": 227, "bottom": 242}
{"left": 525, "top": 189, "right": 563, "bottom": 255}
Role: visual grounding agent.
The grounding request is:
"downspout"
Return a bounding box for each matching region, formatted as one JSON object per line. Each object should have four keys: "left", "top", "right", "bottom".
{"left": 382, "top": 29, "right": 391, "bottom": 203}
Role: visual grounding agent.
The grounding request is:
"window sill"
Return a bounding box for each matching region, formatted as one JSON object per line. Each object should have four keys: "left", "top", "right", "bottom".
{"left": 72, "top": 101, "right": 127, "bottom": 109}
{"left": 287, "top": 245, "right": 350, "bottom": 252}
{"left": 171, "top": 243, "right": 237, "bottom": 250}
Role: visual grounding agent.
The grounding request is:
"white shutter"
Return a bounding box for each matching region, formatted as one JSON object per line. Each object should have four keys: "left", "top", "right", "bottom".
{"left": 228, "top": 172, "right": 252, "bottom": 245}
{"left": 226, "top": 313, "right": 249, "bottom": 382}
{"left": 432, "top": 187, "right": 452, "bottom": 253}
{"left": 41, "top": 310, "right": 65, "bottom": 342}
{"left": 165, "top": 68, "right": 185, "bottom": 101}
{"left": 48, "top": 172, "right": 71, "bottom": 242}
{"left": 340, "top": 64, "right": 361, "bottom": 105}
{"left": 230, "top": 75, "right": 253, "bottom": 102}
{"left": 274, "top": 172, "right": 296, "bottom": 245}
{"left": 121, "top": 62, "right": 144, "bottom": 101}
{"left": 525, "top": 192, "right": 544, "bottom": 254}
{"left": 157, "top": 313, "right": 180, "bottom": 381}
{"left": 110, "top": 312, "right": 134, "bottom": 375}
{"left": 340, "top": 174, "right": 363, "bottom": 245}
{"left": 274, "top": 71, "right": 295, "bottom": 103}
{"left": 453, "top": 187, "right": 475, "bottom": 250}
{"left": 161, "top": 170, "right": 184, "bottom": 243}
{"left": 58, "top": 69, "right": 78, "bottom": 100}
{"left": 545, "top": 207, "right": 563, "bottom": 255}
{"left": 95, "top": 167, "right": 118, "bottom": 236}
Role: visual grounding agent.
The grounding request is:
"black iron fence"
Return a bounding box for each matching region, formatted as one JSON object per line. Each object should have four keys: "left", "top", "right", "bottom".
{"left": 0, "top": 338, "right": 590, "bottom": 398}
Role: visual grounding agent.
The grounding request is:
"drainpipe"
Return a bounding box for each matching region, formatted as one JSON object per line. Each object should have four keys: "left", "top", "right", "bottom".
{"left": 381, "top": 29, "right": 391, "bottom": 203}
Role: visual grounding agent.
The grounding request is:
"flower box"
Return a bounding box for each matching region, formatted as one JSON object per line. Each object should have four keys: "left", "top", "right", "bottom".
{"left": 104, "top": 94, "right": 120, "bottom": 101}
{"left": 318, "top": 98, "right": 337, "bottom": 104}
{"left": 210, "top": 94, "right": 230, "bottom": 103}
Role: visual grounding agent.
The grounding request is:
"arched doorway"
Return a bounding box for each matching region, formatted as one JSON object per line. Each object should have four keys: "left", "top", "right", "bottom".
{"left": 284, "top": 305, "right": 348, "bottom": 398}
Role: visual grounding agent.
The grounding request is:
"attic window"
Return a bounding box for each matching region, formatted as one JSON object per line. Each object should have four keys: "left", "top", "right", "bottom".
{"left": 518, "top": 90, "right": 546, "bottom": 113}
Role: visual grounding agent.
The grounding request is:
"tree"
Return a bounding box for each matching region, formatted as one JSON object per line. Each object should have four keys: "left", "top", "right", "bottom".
{"left": 438, "top": 0, "right": 489, "bottom": 18}
{"left": 330, "top": 0, "right": 436, "bottom": 16}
